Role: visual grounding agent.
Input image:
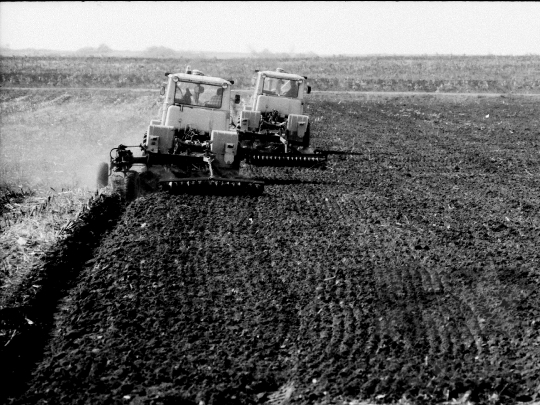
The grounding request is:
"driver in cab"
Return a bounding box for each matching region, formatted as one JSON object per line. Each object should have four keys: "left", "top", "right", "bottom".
{"left": 280, "top": 80, "right": 298, "bottom": 97}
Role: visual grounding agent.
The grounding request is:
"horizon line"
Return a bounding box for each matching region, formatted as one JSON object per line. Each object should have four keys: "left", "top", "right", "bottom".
{"left": 1, "top": 46, "right": 539, "bottom": 59}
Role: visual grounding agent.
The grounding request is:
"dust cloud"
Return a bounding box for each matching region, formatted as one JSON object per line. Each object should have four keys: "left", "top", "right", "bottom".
{"left": 1, "top": 90, "right": 159, "bottom": 192}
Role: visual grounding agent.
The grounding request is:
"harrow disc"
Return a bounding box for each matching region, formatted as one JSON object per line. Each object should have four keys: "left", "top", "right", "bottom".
{"left": 160, "top": 177, "right": 264, "bottom": 196}
{"left": 246, "top": 153, "right": 327, "bottom": 167}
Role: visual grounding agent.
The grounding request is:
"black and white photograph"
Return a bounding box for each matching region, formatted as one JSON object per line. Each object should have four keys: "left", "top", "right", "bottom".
{"left": 1, "top": 2, "right": 540, "bottom": 404}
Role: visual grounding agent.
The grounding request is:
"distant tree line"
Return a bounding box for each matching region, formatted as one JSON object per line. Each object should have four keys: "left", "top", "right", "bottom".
{"left": 1, "top": 54, "right": 539, "bottom": 93}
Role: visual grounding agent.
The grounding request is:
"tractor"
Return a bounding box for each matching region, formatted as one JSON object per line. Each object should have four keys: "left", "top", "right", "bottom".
{"left": 96, "top": 67, "right": 264, "bottom": 200}
{"left": 235, "top": 68, "right": 325, "bottom": 166}
{"left": 235, "top": 68, "right": 363, "bottom": 167}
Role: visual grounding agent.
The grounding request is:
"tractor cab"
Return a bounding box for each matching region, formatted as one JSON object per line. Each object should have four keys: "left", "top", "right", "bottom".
{"left": 157, "top": 70, "right": 234, "bottom": 136}
{"left": 245, "top": 68, "right": 311, "bottom": 118}
{"left": 144, "top": 69, "right": 240, "bottom": 165}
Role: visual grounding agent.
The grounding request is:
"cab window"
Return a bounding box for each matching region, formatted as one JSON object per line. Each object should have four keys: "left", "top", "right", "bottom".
{"left": 262, "top": 77, "right": 299, "bottom": 98}
{"left": 174, "top": 81, "right": 224, "bottom": 108}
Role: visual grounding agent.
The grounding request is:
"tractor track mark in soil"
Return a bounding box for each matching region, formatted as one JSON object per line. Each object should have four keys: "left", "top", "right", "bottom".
{"left": 421, "top": 310, "right": 441, "bottom": 360}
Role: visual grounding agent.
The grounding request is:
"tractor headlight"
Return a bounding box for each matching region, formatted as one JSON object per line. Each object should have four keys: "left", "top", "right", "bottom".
{"left": 222, "top": 83, "right": 228, "bottom": 89}
{"left": 173, "top": 77, "right": 179, "bottom": 82}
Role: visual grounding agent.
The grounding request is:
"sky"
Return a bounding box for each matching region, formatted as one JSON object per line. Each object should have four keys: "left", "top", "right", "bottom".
{"left": 1, "top": 1, "right": 539, "bottom": 56}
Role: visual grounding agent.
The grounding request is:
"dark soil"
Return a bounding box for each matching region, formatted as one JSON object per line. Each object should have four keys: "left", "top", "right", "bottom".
{"left": 3, "top": 95, "right": 540, "bottom": 405}
{"left": 0, "top": 193, "right": 124, "bottom": 403}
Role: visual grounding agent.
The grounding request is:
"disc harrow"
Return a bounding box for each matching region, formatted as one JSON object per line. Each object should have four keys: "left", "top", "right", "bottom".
{"left": 245, "top": 153, "right": 328, "bottom": 167}
{"left": 161, "top": 177, "right": 264, "bottom": 196}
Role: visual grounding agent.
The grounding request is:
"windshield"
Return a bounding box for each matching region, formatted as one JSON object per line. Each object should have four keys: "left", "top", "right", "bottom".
{"left": 174, "top": 81, "right": 224, "bottom": 108}
{"left": 262, "top": 77, "right": 300, "bottom": 98}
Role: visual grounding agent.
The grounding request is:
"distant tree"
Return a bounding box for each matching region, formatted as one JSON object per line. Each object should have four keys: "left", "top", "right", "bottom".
{"left": 96, "top": 44, "right": 112, "bottom": 54}
{"left": 75, "top": 47, "right": 94, "bottom": 55}
{"left": 144, "top": 46, "right": 179, "bottom": 58}
{"left": 76, "top": 44, "right": 112, "bottom": 56}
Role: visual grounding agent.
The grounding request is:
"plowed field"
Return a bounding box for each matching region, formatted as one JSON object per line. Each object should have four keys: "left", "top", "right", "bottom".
{"left": 4, "top": 94, "right": 540, "bottom": 405}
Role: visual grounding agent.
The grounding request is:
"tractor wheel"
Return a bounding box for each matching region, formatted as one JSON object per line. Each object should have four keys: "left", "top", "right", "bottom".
{"left": 303, "top": 123, "right": 311, "bottom": 148}
{"left": 96, "top": 162, "right": 109, "bottom": 188}
{"left": 124, "top": 171, "right": 141, "bottom": 202}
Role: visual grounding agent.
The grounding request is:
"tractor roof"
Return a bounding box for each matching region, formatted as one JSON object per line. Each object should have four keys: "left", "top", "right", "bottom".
{"left": 170, "top": 73, "right": 232, "bottom": 86}
{"left": 259, "top": 71, "right": 306, "bottom": 81}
